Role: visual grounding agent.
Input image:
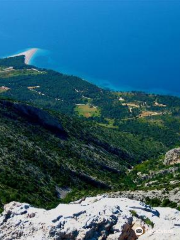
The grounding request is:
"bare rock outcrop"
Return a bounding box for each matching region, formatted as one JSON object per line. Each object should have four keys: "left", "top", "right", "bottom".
{"left": 0, "top": 196, "right": 180, "bottom": 240}
{"left": 164, "top": 147, "right": 180, "bottom": 165}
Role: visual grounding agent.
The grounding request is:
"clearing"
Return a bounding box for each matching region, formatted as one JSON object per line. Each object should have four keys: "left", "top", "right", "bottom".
{"left": 75, "top": 104, "right": 100, "bottom": 118}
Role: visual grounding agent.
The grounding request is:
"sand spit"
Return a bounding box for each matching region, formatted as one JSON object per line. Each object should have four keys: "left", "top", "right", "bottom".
{"left": 10, "top": 48, "right": 39, "bottom": 64}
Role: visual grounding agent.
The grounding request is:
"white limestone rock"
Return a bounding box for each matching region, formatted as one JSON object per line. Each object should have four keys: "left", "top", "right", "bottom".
{"left": 0, "top": 196, "right": 180, "bottom": 240}
{"left": 164, "top": 147, "right": 180, "bottom": 165}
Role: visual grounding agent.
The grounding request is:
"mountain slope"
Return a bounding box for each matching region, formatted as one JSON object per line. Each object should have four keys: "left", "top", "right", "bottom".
{"left": 118, "top": 147, "right": 180, "bottom": 209}
{"left": 0, "top": 98, "right": 177, "bottom": 210}
{"left": 0, "top": 99, "right": 135, "bottom": 210}
{"left": 0, "top": 55, "right": 180, "bottom": 211}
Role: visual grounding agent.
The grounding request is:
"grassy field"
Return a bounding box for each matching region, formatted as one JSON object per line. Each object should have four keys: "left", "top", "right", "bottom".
{"left": 75, "top": 104, "right": 101, "bottom": 118}
{"left": 0, "top": 69, "right": 45, "bottom": 78}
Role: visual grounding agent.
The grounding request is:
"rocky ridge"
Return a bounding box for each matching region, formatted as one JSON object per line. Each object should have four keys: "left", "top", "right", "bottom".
{"left": 0, "top": 196, "right": 180, "bottom": 240}
{"left": 107, "top": 188, "right": 180, "bottom": 206}
{"left": 135, "top": 166, "right": 179, "bottom": 181}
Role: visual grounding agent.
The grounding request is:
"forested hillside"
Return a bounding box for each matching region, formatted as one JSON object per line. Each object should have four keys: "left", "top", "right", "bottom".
{"left": 1, "top": 56, "right": 180, "bottom": 122}
{"left": 0, "top": 56, "right": 180, "bottom": 211}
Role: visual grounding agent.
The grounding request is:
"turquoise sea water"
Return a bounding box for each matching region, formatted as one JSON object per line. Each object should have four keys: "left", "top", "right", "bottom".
{"left": 0, "top": 0, "right": 180, "bottom": 96}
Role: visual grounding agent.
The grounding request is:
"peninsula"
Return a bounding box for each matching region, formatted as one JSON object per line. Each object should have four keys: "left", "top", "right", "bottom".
{"left": 10, "top": 48, "right": 38, "bottom": 64}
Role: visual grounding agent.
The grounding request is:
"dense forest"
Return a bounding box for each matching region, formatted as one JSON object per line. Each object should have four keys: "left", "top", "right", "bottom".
{"left": 0, "top": 56, "right": 180, "bottom": 121}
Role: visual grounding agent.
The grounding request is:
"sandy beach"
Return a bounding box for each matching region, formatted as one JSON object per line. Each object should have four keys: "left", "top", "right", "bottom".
{"left": 11, "top": 48, "right": 38, "bottom": 65}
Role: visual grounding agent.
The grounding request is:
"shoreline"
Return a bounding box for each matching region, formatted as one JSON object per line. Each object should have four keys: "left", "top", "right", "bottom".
{"left": 6, "top": 49, "right": 180, "bottom": 98}
{"left": 54, "top": 68, "right": 180, "bottom": 98}
{"left": 10, "top": 48, "right": 39, "bottom": 65}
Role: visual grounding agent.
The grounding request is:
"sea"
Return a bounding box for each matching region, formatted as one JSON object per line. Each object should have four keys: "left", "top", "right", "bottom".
{"left": 0, "top": 0, "right": 180, "bottom": 96}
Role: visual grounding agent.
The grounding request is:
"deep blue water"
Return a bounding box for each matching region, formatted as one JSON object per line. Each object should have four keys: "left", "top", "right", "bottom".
{"left": 0, "top": 0, "right": 180, "bottom": 96}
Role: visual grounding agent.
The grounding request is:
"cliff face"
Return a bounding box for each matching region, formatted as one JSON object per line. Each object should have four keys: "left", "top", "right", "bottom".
{"left": 1, "top": 100, "right": 68, "bottom": 139}
{"left": 0, "top": 196, "right": 180, "bottom": 240}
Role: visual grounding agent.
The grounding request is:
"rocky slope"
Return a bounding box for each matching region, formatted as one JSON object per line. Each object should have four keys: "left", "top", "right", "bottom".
{"left": 0, "top": 195, "right": 180, "bottom": 240}
{"left": 118, "top": 146, "right": 180, "bottom": 209}
{"left": 107, "top": 188, "right": 180, "bottom": 207}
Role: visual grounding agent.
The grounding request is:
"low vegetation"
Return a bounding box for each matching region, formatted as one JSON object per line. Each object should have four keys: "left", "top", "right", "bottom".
{"left": 130, "top": 210, "right": 154, "bottom": 228}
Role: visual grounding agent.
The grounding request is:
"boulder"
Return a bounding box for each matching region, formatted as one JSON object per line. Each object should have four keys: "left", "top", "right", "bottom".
{"left": 164, "top": 148, "right": 180, "bottom": 165}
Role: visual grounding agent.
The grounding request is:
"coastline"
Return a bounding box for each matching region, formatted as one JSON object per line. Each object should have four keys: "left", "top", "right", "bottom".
{"left": 10, "top": 48, "right": 39, "bottom": 65}
{"left": 4, "top": 49, "right": 180, "bottom": 98}
{"left": 54, "top": 68, "right": 180, "bottom": 97}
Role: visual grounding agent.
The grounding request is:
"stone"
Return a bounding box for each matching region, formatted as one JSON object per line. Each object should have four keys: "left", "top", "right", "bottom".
{"left": 0, "top": 196, "right": 180, "bottom": 239}
{"left": 164, "top": 147, "right": 180, "bottom": 165}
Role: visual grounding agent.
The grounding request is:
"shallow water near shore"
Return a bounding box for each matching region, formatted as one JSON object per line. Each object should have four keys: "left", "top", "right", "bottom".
{"left": 0, "top": 0, "right": 180, "bottom": 96}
